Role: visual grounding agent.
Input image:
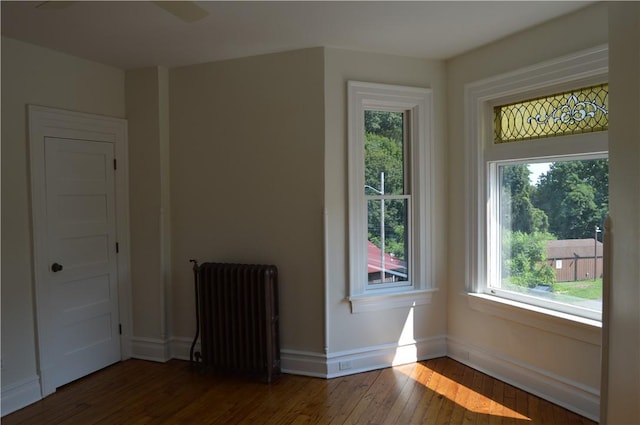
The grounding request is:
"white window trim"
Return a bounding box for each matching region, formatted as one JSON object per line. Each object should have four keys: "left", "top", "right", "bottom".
{"left": 348, "top": 81, "right": 436, "bottom": 313}
{"left": 465, "top": 45, "right": 608, "bottom": 323}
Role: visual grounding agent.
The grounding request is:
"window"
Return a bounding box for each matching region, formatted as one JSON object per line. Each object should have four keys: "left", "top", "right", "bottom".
{"left": 466, "top": 46, "right": 608, "bottom": 322}
{"left": 365, "top": 110, "right": 410, "bottom": 286}
{"left": 348, "top": 81, "right": 435, "bottom": 312}
{"left": 490, "top": 158, "right": 608, "bottom": 320}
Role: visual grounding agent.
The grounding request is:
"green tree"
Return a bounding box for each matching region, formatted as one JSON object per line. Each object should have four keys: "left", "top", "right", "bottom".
{"left": 364, "top": 133, "right": 404, "bottom": 195}
{"left": 533, "top": 159, "right": 608, "bottom": 239}
{"left": 501, "top": 165, "right": 549, "bottom": 233}
{"left": 502, "top": 231, "right": 556, "bottom": 288}
{"left": 365, "top": 110, "right": 403, "bottom": 142}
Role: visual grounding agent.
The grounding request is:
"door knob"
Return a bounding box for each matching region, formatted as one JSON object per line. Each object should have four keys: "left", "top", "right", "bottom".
{"left": 51, "top": 263, "right": 63, "bottom": 273}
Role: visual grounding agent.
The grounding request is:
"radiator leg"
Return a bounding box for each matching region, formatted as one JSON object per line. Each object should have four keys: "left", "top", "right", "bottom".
{"left": 189, "top": 259, "right": 200, "bottom": 365}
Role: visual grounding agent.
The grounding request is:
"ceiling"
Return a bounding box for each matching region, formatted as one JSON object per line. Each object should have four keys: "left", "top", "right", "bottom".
{"left": 1, "top": 1, "right": 593, "bottom": 70}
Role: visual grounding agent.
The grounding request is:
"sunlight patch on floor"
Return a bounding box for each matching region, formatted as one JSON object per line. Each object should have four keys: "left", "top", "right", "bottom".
{"left": 401, "top": 362, "right": 531, "bottom": 421}
{"left": 391, "top": 305, "right": 530, "bottom": 420}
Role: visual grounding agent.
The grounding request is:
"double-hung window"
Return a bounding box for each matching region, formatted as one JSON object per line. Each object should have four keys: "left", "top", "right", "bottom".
{"left": 466, "top": 46, "right": 608, "bottom": 322}
{"left": 348, "top": 81, "right": 435, "bottom": 313}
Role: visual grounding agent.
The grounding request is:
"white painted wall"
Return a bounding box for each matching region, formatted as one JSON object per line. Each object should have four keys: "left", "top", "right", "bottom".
{"left": 604, "top": 3, "right": 640, "bottom": 423}
{"left": 125, "top": 67, "right": 172, "bottom": 360}
{"left": 446, "top": 3, "right": 607, "bottom": 420}
{"left": 323, "top": 49, "right": 448, "bottom": 367}
{"left": 1, "top": 36, "right": 125, "bottom": 413}
{"left": 168, "top": 49, "right": 326, "bottom": 355}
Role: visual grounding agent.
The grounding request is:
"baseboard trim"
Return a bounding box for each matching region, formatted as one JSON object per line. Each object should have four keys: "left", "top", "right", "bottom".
{"left": 280, "top": 336, "right": 447, "bottom": 379}
{"left": 170, "top": 337, "right": 199, "bottom": 361}
{"left": 280, "top": 349, "right": 328, "bottom": 377}
{"left": 447, "top": 336, "right": 600, "bottom": 422}
{"left": 170, "top": 339, "right": 331, "bottom": 377}
{"left": 326, "top": 335, "right": 447, "bottom": 378}
{"left": 130, "top": 337, "right": 171, "bottom": 362}
{"left": 1, "top": 375, "right": 42, "bottom": 417}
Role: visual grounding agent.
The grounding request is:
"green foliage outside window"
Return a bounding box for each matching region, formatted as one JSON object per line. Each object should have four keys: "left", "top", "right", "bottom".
{"left": 364, "top": 111, "right": 407, "bottom": 261}
{"left": 533, "top": 160, "right": 608, "bottom": 240}
{"left": 364, "top": 133, "right": 404, "bottom": 195}
{"left": 365, "top": 110, "right": 404, "bottom": 143}
{"left": 500, "top": 165, "right": 549, "bottom": 234}
{"left": 501, "top": 159, "right": 608, "bottom": 290}
{"left": 502, "top": 231, "right": 556, "bottom": 288}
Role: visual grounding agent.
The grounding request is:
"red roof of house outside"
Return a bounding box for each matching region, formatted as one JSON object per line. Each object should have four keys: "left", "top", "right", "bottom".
{"left": 367, "top": 241, "right": 406, "bottom": 273}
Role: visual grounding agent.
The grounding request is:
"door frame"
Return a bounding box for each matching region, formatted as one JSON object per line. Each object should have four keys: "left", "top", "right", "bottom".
{"left": 28, "top": 105, "right": 132, "bottom": 396}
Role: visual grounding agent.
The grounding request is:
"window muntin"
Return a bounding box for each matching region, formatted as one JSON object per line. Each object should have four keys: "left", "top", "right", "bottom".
{"left": 494, "top": 83, "right": 608, "bottom": 144}
{"left": 488, "top": 158, "right": 608, "bottom": 319}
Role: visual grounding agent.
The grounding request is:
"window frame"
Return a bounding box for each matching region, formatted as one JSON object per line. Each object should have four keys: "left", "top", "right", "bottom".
{"left": 348, "top": 81, "right": 436, "bottom": 313}
{"left": 465, "top": 46, "right": 608, "bottom": 322}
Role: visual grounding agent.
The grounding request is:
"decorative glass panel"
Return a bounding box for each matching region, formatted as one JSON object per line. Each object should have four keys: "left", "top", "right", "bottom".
{"left": 494, "top": 84, "right": 608, "bottom": 144}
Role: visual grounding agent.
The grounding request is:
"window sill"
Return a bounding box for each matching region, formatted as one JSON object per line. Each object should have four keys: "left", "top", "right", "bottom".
{"left": 349, "top": 288, "right": 438, "bottom": 314}
{"left": 467, "top": 293, "right": 601, "bottom": 345}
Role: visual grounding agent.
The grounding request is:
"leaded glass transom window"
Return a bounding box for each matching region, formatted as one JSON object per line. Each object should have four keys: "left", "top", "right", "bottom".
{"left": 494, "top": 83, "right": 608, "bottom": 144}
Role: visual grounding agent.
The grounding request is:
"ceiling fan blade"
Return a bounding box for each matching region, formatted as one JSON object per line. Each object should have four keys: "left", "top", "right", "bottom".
{"left": 152, "top": 1, "right": 208, "bottom": 23}
{"left": 36, "top": 1, "right": 76, "bottom": 10}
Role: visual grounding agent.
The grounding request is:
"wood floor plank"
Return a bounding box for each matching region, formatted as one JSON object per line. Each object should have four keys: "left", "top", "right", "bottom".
{"left": 403, "top": 360, "right": 438, "bottom": 422}
{"left": 362, "top": 364, "right": 417, "bottom": 424}
{"left": 2, "top": 357, "right": 598, "bottom": 425}
{"left": 551, "top": 402, "right": 571, "bottom": 425}
{"left": 516, "top": 386, "right": 530, "bottom": 421}
{"left": 341, "top": 367, "right": 388, "bottom": 423}
{"left": 364, "top": 362, "right": 415, "bottom": 424}
{"left": 408, "top": 357, "right": 445, "bottom": 423}
{"left": 449, "top": 361, "right": 477, "bottom": 425}
{"left": 326, "top": 369, "right": 379, "bottom": 425}
{"left": 424, "top": 358, "right": 461, "bottom": 424}
{"left": 320, "top": 373, "right": 371, "bottom": 424}
{"left": 266, "top": 376, "right": 332, "bottom": 424}
{"left": 461, "top": 369, "right": 487, "bottom": 424}
{"left": 94, "top": 363, "right": 214, "bottom": 424}
{"left": 432, "top": 359, "right": 464, "bottom": 425}
{"left": 476, "top": 373, "right": 495, "bottom": 425}
{"left": 501, "top": 383, "right": 519, "bottom": 425}
{"left": 488, "top": 377, "right": 505, "bottom": 425}
{"left": 298, "top": 376, "right": 348, "bottom": 425}
{"left": 384, "top": 361, "right": 433, "bottom": 424}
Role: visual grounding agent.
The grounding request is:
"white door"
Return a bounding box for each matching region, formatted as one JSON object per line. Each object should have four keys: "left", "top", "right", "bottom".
{"left": 43, "top": 137, "right": 121, "bottom": 390}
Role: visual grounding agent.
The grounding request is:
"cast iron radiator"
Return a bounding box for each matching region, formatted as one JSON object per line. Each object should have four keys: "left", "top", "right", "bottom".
{"left": 189, "top": 260, "right": 281, "bottom": 383}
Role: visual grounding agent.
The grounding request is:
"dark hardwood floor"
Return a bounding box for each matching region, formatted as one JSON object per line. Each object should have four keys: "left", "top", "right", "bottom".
{"left": 3, "top": 357, "right": 597, "bottom": 424}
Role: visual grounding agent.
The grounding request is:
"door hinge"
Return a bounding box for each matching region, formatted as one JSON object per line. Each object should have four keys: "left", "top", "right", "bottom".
{"left": 119, "top": 324, "right": 122, "bottom": 335}
{"left": 113, "top": 159, "right": 117, "bottom": 170}
{"left": 116, "top": 242, "right": 119, "bottom": 253}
